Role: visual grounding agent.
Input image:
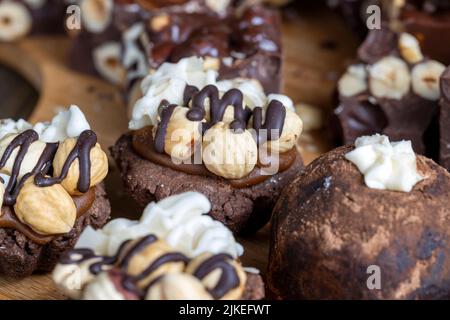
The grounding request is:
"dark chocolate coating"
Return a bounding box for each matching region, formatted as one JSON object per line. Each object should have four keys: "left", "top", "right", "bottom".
{"left": 268, "top": 145, "right": 450, "bottom": 299}
{"left": 440, "top": 66, "right": 450, "bottom": 171}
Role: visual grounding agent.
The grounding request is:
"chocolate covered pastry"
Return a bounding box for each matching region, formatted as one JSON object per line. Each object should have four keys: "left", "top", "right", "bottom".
{"left": 388, "top": 0, "right": 450, "bottom": 65}
{"left": 268, "top": 134, "right": 450, "bottom": 299}
{"left": 440, "top": 66, "right": 450, "bottom": 171}
{"left": 0, "top": 0, "right": 66, "bottom": 41}
{"left": 111, "top": 57, "right": 304, "bottom": 234}
{"left": 0, "top": 106, "right": 111, "bottom": 277}
{"left": 334, "top": 27, "right": 446, "bottom": 155}
{"left": 53, "top": 192, "right": 264, "bottom": 300}
{"left": 69, "top": 0, "right": 234, "bottom": 86}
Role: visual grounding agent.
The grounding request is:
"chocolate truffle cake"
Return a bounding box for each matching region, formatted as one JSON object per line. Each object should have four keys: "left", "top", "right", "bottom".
{"left": 440, "top": 66, "right": 450, "bottom": 171}
{"left": 334, "top": 27, "right": 446, "bottom": 156}
{"left": 268, "top": 134, "right": 450, "bottom": 299}
{"left": 0, "top": 0, "right": 66, "bottom": 41}
{"left": 111, "top": 57, "right": 304, "bottom": 234}
{"left": 0, "top": 106, "right": 111, "bottom": 277}
{"left": 53, "top": 192, "right": 264, "bottom": 300}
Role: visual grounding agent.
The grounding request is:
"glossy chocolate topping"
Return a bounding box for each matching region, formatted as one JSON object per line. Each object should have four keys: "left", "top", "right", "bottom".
{"left": 35, "top": 130, "right": 98, "bottom": 193}
{"left": 192, "top": 253, "right": 240, "bottom": 299}
{"left": 132, "top": 126, "right": 297, "bottom": 188}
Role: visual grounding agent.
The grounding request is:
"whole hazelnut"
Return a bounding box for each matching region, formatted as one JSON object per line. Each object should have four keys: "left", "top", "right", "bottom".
{"left": 185, "top": 253, "right": 246, "bottom": 300}
{"left": 263, "top": 109, "right": 303, "bottom": 153}
{"left": 145, "top": 273, "right": 212, "bottom": 300}
{"left": 14, "top": 178, "right": 76, "bottom": 235}
{"left": 52, "top": 138, "right": 108, "bottom": 195}
{"left": 120, "top": 239, "right": 186, "bottom": 288}
{"left": 202, "top": 122, "right": 257, "bottom": 179}
{"left": 162, "top": 106, "right": 202, "bottom": 161}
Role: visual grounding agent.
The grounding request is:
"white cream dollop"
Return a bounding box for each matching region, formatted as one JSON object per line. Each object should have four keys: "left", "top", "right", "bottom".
{"left": 76, "top": 192, "right": 243, "bottom": 259}
{"left": 0, "top": 105, "right": 90, "bottom": 143}
{"left": 345, "top": 134, "right": 423, "bottom": 192}
{"left": 129, "top": 57, "right": 217, "bottom": 130}
{"left": 128, "top": 56, "right": 295, "bottom": 130}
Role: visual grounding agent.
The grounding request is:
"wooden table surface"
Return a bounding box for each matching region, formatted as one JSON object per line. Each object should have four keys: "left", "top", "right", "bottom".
{"left": 0, "top": 5, "right": 358, "bottom": 299}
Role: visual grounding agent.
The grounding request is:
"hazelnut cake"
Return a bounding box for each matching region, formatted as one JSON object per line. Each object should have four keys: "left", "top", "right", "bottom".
{"left": 53, "top": 192, "right": 264, "bottom": 300}
{"left": 0, "top": 106, "right": 111, "bottom": 277}
{"left": 111, "top": 56, "right": 304, "bottom": 234}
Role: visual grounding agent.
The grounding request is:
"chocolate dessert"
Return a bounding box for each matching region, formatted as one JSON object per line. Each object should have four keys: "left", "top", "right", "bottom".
{"left": 393, "top": 0, "right": 450, "bottom": 65}
{"left": 53, "top": 192, "right": 265, "bottom": 300}
{"left": 0, "top": 0, "right": 66, "bottom": 41}
{"left": 268, "top": 134, "right": 450, "bottom": 299}
{"left": 111, "top": 57, "right": 304, "bottom": 234}
{"left": 440, "top": 66, "right": 450, "bottom": 171}
{"left": 333, "top": 27, "right": 446, "bottom": 156}
{"left": 0, "top": 106, "right": 111, "bottom": 277}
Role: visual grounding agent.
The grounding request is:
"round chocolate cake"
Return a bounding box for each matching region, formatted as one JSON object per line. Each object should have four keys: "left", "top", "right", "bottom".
{"left": 268, "top": 141, "right": 450, "bottom": 299}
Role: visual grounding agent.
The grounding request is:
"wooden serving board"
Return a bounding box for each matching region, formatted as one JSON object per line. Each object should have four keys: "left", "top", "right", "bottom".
{"left": 0, "top": 6, "right": 357, "bottom": 300}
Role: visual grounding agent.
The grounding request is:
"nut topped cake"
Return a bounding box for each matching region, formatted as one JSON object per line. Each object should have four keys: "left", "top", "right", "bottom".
{"left": 53, "top": 192, "right": 264, "bottom": 300}
{"left": 0, "top": 106, "right": 111, "bottom": 277}
{"left": 268, "top": 134, "right": 450, "bottom": 299}
{"left": 111, "top": 56, "right": 304, "bottom": 234}
{"left": 334, "top": 27, "right": 446, "bottom": 156}
{"left": 0, "top": 0, "right": 66, "bottom": 41}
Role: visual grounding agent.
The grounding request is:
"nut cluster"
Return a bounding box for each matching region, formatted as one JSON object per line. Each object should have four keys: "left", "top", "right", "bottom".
{"left": 157, "top": 94, "right": 303, "bottom": 180}
{"left": 0, "top": 131, "right": 108, "bottom": 236}
{"left": 338, "top": 32, "right": 446, "bottom": 101}
{"left": 54, "top": 235, "right": 247, "bottom": 300}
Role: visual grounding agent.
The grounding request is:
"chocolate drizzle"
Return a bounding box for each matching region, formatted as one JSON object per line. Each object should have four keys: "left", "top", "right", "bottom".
{"left": 192, "top": 253, "right": 239, "bottom": 299}
{"left": 153, "top": 84, "right": 287, "bottom": 154}
{"left": 61, "top": 234, "right": 242, "bottom": 300}
{"left": 0, "top": 130, "right": 58, "bottom": 206}
{"left": 34, "top": 130, "right": 98, "bottom": 193}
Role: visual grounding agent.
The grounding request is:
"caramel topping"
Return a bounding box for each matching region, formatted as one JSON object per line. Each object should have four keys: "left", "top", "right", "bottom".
{"left": 132, "top": 126, "right": 297, "bottom": 188}
{"left": 0, "top": 188, "right": 96, "bottom": 245}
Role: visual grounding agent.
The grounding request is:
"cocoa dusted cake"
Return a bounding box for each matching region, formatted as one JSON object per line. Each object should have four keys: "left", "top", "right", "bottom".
{"left": 333, "top": 27, "right": 446, "bottom": 156}
{"left": 0, "top": 106, "right": 111, "bottom": 277}
{"left": 53, "top": 192, "right": 264, "bottom": 300}
{"left": 268, "top": 134, "right": 450, "bottom": 299}
{"left": 0, "top": 0, "right": 66, "bottom": 41}
{"left": 111, "top": 57, "right": 304, "bottom": 234}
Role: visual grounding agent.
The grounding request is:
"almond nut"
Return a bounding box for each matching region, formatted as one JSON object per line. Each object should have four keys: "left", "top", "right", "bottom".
{"left": 14, "top": 178, "right": 76, "bottom": 235}
{"left": 398, "top": 33, "right": 423, "bottom": 64}
{"left": 338, "top": 64, "right": 368, "bottom": 97}
{"left": 93, "top": 42, "right": 126, "bottom": 85}
{"left": 52, "top": 138, "right": 108, "bottom": 196}
{"left": 80, "top": 0, "right": 113, "bottom": 33}
{"left": 411, "top": 60, "right": 446, "bottom": 101}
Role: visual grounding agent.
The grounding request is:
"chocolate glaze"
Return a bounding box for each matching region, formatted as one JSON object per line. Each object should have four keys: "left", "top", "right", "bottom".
{"left": 61, "top": 234, "right": 242, "bottom": 299}
{"left": 193, "top": 253, "right": 240, "bottom": 299}
{"left": 35, "top": 130, "right": 98, "bottom": 193}
{"left": 132, "top": 126, "right": 297, "bottom": 188}
{"left": 153, "top": 104, "right": 177, "bottom": 153}
{"left": 252, "top": 101, "right": 286, "bottom": 145}
{"left": 0, "top": 130, "right": 58, "bottom": 206}
{"left": 0, "top": 188, "right": 96, "bottom": 245}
